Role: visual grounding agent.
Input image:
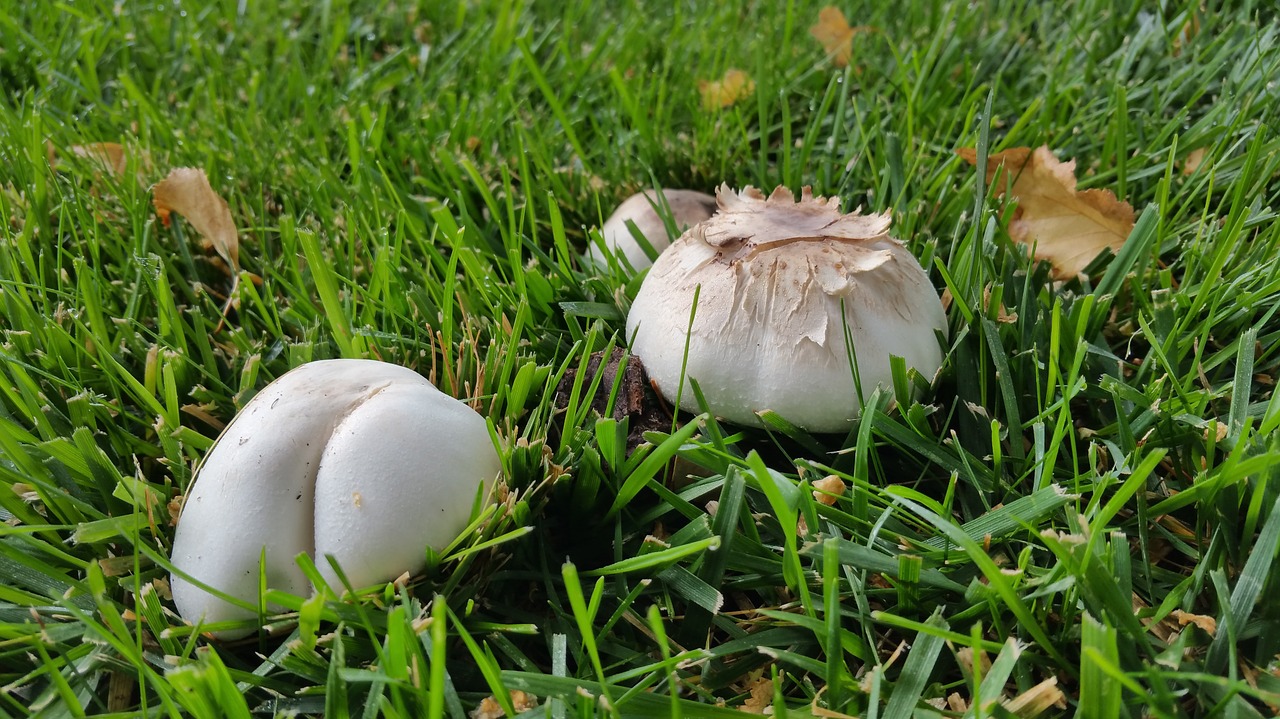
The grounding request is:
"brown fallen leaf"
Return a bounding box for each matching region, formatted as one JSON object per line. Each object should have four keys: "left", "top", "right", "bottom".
{"left": 698, "top": 68, "right": 755, "bottom": 111}
{"left": 809, "top": 7, "right": 868, "bottom": 68}
{"left": 153, "top": 168, "right": 240, "bottom": 274}
{"left": 956, "top": 145, "right": 1135, "bottom": 279}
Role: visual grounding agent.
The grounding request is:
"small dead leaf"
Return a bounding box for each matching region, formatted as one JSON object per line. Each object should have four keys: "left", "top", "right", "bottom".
{"left": 956, "top": 145, "right": 1135, "bottom": 279}
{"left": 167, "top": 495, "right": 184, "bottom": 527}
{"left": 741, "top": 674, "right": 774, "bottom": 714}
{"left": 1172, "top": 609, "right": 1217, "bottom": 636}
{"left": 1003, "top": 676, "right": 1067, "bottom": 716}
{"left": 1182, "top": 147, "right": 1207, "bottom": 175}
{"left": 698, "top": 69, "right": 755, "bottom": 111}
{"left": 1173, "top": 14, "right": 1199, "bottom": 57}
{"left": 151, "top": 577, "right": 173, "bottom": 601}
{"left": 470, "top": 697, "right": 503, "bottom": 719}
{"left": 66, "top": 143, "right": 135, "bottom": 177}
{"left": 1135, "top": 593, "right": 1180, "bottom": 643}
{"left": 955, "top": 646, "right": 993, "bottom": 678}
{"left": 51, "top": 142, "right": 153, "bottom": 190}
{"left": 809, "top": 7, "right": 868, "bottom": 68}
{"left": 153, "top": 168, "right": 240, "bottom": 274}
{"left": 107, "top": 670, "right": 134, "bottom": 712}
{"left": 470, "top": 691, "right": 537, "bottom": 719}
{"left": 811, "top": 475, "right": 846, "bottom": 506}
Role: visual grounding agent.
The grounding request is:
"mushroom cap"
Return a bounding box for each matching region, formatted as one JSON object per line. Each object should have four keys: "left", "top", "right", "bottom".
{"left": 589, "top": 188, "right": 717, "bottom": 270}
{"left": 170, "top": 359, "right": 499, "bottom": 637}
{"left": 625, "top": 184, "right": 948, "bottom": 433}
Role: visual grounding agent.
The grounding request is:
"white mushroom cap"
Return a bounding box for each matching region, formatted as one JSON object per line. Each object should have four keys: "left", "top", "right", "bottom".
{"left": 588, "top": 188, "right": 717, "bottom": 270}
{"left": 170, "top": 359, "right": 499, "bottom": 637}
{"left": 625, "top": 184, "right": 948, "bottom": 433}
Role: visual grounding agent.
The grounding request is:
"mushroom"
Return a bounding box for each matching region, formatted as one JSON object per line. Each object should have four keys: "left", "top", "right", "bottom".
{"left": 170, "top": 359, "right": 499, "bottom": 637}
{"left": 587, "top": 188, "right": 718, "bottom": 270}
{"left": 625, "top": 184, "right": 947, "bottom": 433}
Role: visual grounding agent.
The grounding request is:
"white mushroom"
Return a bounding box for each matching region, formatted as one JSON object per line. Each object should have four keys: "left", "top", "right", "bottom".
{"left": 625, "top": 184, "right": 948, "bottom": 433}
{"left": 170, "top": 359, "right": 499, "bottom": 637}
{"left": 588, "top": 188, "right": 717, "bottom": 270}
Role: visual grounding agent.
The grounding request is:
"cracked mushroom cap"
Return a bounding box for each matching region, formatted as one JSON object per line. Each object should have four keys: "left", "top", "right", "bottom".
{"left": 170, "top": 359, "right": 499, "bottom": 638}
{"left": 588, "top": 188, "right": 718, "bottom": 270}
{"left": 625, "top": 184, "right": 947, "bottom": 433}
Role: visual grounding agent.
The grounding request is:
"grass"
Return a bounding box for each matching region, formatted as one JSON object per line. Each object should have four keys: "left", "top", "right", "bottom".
{"left": 2, "top": 0, "right": 1280, "bottom": 716}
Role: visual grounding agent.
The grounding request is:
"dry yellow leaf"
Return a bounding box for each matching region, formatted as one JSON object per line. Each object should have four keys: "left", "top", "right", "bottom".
{"left": 153, "top": 168, "right": 240, "bottom": 274}
{"left": 811, "top": 475, "right": 846, "bottom": 506}
{"left": 698, "top": 69, "right": 755, "bottom": 111}
{"left": 956, "top": 145, "right": 1135, "bottom": 279}
{"left": 1172, "top": 609, "right": 1217, "bottom": 636}
{"left": 809, "top": 7, "right": 866, "bottom": 67}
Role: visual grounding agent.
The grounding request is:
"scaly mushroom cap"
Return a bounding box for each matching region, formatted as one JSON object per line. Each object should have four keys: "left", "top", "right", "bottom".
{"left": 589, "top": 188, "right": 717, "bottom": 270}
{"left": 625, "top": 184, "right": 947, "bottom": 432}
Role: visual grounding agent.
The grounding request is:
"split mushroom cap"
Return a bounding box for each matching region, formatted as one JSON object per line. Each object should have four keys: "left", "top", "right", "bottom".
{"left": 625, "top": 184, "right": 948, "bottom": 433}
{"left": 170, "top": 359, "right": 499, "bottom": 638}
{"left": 588, "top": 188, "right": 717, "bottom": 270}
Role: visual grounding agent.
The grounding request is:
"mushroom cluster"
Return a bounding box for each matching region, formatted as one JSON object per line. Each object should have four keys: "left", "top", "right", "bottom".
{"left": 169, "top": 182, "right": 947, "bottom": 639}
{"left": 625, "top": 184, "right": 947, "bottom": 433}
{"left": 170, "top": 359, "right": 499, "bottom": 637}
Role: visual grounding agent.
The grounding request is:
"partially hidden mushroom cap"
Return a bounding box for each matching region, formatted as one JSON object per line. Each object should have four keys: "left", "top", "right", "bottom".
{"left": 625, "top": 184, "right": 948, "bottom": 433}
{"left": 589, "top": 188, "right": 717, "bottom": 270}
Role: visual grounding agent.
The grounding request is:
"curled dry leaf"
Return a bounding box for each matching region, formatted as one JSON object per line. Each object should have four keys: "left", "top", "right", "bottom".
{"left": 811, "top": 475, "right": 846, "bottom": 506}
{"left": 1171, "top": 609, "right": 1217, "bottom": 636}
{"left": 956, "top": 145, "right": 1135, "bottom": 279}
{"left": 809, "top": 6, "right": 868, "bottom": 68}
{"left": 698, "top": 68, "right": 755, "bottom": 111}
{"left": 153, "top": 168, "right": 240, "bottom": 275}
{"left": 1173, "top": 14, "right": 1199, "bottom": 57}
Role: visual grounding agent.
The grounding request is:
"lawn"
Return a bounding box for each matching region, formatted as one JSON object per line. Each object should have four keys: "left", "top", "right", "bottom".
{"left": 3, "top": 0, "right": 1280, "bottom": 716}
